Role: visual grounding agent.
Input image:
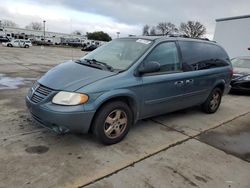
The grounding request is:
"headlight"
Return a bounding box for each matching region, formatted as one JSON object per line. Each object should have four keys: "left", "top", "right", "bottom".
{"left": 242, "top": 75, "right": 250, "bottom": 81}
{"left": 52, "top": 91, "right": 88, "bottom": 105}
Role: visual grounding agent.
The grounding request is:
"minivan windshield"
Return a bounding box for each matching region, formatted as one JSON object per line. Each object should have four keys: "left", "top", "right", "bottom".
{"left": 80, "top": 38, "right": 153, "bottom": 70}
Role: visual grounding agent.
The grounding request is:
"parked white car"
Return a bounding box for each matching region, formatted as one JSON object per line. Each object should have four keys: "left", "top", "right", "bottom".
{"left": 2, "top": 39, "right": 32, "bottom": 48}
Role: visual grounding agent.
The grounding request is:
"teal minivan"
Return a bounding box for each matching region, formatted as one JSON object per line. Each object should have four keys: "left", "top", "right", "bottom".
{"left": 26, "top": 36, "right": 232, "bottom": 144}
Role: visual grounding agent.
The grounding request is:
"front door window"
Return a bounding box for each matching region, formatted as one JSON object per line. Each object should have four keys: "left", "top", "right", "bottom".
{"left": 143, "top": 42, "right": 180, "bottom": 73}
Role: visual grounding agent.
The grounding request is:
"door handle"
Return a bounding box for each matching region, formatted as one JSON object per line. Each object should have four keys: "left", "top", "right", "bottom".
{"left": 186, "top": 79, "right": 194, "bottom": 84}
{"left": 175, "top": 80, "right": 184, "bottom": 86}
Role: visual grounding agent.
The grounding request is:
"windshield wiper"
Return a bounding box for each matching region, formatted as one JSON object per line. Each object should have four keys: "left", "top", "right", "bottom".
{"left": 75, "top": 59, "right": 97, "bottom": 67}
{"left": 75, "top": 59, "right": 103, "bottom": 70}
{"left": 84, "top": 58, "right": 114, "bottom": 72}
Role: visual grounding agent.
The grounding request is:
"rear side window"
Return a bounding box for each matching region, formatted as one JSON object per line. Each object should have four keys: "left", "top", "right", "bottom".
{"left": 143, "top": 42, "right": 180, "bottom": 72}
{"left": 179, "top": 41, "right": 229, "bottom": 71}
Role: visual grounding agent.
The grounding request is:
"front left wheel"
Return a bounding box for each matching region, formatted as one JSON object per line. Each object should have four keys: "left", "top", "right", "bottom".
{"left": 92, "top": 101, "right": 133, "bottom": 145}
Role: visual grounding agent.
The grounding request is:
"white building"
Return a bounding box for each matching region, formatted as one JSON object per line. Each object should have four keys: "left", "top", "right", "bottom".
{"left": 0, "top": 26, "right": 86, "bottom": 44}
{"left": 214, "top": 15, "right": 250, "bottom": 58}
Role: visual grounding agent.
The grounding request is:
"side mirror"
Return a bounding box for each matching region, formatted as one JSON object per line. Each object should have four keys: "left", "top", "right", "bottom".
{"left": 138, "top": 61, "right": 160, "bottom": 74}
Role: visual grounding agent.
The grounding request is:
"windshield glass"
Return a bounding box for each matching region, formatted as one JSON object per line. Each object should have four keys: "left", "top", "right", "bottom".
{"left": 231, "top": 58, "right": 250, "bottom": 69}
{"left": 80, "top": 38, "right": 153, "bottom": 70}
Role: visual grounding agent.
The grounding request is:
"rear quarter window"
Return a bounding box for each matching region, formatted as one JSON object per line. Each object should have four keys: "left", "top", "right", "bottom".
{"left": 178, "top": 41, "right": 230, "bottom": 71}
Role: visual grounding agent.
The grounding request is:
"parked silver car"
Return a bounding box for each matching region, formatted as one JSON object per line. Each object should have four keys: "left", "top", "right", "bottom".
{"left": 2, "top": 39, "right": 32, "bottom": 48}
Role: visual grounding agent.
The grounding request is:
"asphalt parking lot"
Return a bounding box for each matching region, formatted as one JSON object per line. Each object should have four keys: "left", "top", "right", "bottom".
{"left": 0, "top": 45, "right": 249, "bottom": 188}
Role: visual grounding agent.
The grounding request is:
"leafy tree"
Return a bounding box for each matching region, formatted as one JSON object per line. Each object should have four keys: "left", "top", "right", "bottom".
{"left": 142, "top": 24, "right": 150, "bottom": 36}
{"left": 156, "top": 22, "right": 178, "bottom": 35}
{"left": 86, "top": 31, "right": 112, "bottom": 41}
{"left": 25, "top": 22, "right": 42, "bottom": 30}
{"left": 179, "top": 21, "right": 206, "bottom": 38}
{"left": 72, "top": 30, "right": 82, "bottom": 35}
{"left": 149, "top": 26, "right": 156, "bottom": 35}
{"left": 1, "top": 19, "right": 18, "bottom": 27}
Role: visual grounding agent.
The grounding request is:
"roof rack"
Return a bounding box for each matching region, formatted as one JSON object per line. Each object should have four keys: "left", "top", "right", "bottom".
{"left": 144, "top": 34, "right": 216, "bottom": 43}
{"left": 168, "top": 34, "right": 189, "bottom": 38}
{"left": 168, "top": 34, "right": 211, "bottom": 41}
{"left": 147, "top": 34, "right": 211, "bottom": 41}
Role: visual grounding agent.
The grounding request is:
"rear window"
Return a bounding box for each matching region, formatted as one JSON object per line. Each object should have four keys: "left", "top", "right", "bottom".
{"left": 179, "top": 41, "right": 229, "bottom": 71}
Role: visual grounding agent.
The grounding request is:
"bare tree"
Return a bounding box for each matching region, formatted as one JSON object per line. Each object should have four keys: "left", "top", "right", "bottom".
{"left": 179, "top": 21, "right": 206, "bottom": 38}
{"left": 156, "top": 22, "right": 178, "bottom": 35}
{"left": 1, "top": 19, "right": 18, "bottom": 27}
{"left": 72, "top": 30, "right": 82, "bottom": 35}
{"left": 25, "top": 22, "right": 42, "bottom": 30}
{"left": 142, "top": 24, "right": 150, "bottom": 36}
{"left": 149, "top": 26, "right": 156, "bottom": 35}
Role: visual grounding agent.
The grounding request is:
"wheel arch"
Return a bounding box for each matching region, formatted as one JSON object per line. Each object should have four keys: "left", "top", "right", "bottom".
{"left": 88, "top": 92, "right": 140, "bottom": 132}
{"left": 212, "top": 79, "right": 226, "bottom": 94}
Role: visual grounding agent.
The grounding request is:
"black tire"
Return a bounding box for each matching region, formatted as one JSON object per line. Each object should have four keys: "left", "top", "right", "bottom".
{"left": 202, "top": 87, "right": 222, "bottom": 114}
{"left": 24, "top": 45, "right": 29, "bottom": 48}
{"left": 92, "top": 101, "right": 133, "bottom": 145}
{"left": 7, "top": 44, "right": 12, "bottom": 47}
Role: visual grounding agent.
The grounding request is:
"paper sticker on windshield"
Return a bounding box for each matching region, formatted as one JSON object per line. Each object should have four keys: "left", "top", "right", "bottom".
{"left": 136, "top": 39, "right": 152, "bottom": 45}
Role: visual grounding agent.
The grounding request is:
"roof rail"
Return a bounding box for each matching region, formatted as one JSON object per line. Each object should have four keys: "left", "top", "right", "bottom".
{"left": 168, "top": 34, "right": 189, "bottom": 38}
{"left": 168, "top": 34, "right": 211, "bottom": 41}
{"left": 146, "top": 34, "right": 215, "bottom": 42}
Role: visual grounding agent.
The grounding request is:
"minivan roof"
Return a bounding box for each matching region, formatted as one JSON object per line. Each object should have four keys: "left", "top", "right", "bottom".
{"left": 122, "top": 35, "right": 215, "bottom": 44}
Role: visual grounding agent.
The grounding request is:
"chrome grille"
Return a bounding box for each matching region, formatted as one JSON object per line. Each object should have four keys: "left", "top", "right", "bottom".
{"left": 31, "top": 93, "right": 44, "bottom": 103}
{"left": 29, "top": 83, "right": 53, "bottom": 104}
{"left": 36, "top": 85, "right": 52, "bottom": 96}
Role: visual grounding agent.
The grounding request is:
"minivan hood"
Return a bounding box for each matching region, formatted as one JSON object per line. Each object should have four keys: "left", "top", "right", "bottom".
{"left": 38, "top": 60, "right": 116, "bottom": 91}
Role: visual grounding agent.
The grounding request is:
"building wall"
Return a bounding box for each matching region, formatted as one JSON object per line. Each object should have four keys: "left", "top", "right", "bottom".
{"left": 214, "top": 16, "right": 250, "bottom": 58}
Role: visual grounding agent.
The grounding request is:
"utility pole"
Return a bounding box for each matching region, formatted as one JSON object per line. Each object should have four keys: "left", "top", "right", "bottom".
{"left": 43, "top": 20, "right": 46, "bottom": 44}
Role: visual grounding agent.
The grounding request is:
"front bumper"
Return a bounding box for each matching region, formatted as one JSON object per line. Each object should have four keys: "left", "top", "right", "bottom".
{"left": 26, "top": 96, "right": 95, "bottom": 134}
{"left": 231, "top": 80, "right": 250, "bottom": 92}
{"left": 224, "top": 84, "right": 231, "bottom": 95}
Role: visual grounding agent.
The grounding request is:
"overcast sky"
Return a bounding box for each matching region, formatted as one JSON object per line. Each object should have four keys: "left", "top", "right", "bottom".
{"left": 0, "top": 0, "right": 250, "bottom": 39}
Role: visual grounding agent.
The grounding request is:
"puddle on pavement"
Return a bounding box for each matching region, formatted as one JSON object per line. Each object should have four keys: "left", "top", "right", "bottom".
{"left": 198, "top": 124, "right": 250, "bottom": 162}
{"left": 25, "top": 145, "right": 49, "bottom": 154}
{"left": 0, "top": 74, "right": 36, "bottom": 90}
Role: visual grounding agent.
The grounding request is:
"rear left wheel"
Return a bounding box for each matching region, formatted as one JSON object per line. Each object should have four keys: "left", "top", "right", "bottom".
{"left": 92, "top": 101, "right": 133, "bottom": 145}
{"left": 202, "top": 87, "right": 222, "bottom": 114}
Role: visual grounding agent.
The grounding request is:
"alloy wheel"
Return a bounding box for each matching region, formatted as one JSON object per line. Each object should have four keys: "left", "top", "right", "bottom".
{"left": 104, "top": 109, "right": 128, "bottom": 139}
{"left": 209, "top": 91, "right": 220, "bottom": 111}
